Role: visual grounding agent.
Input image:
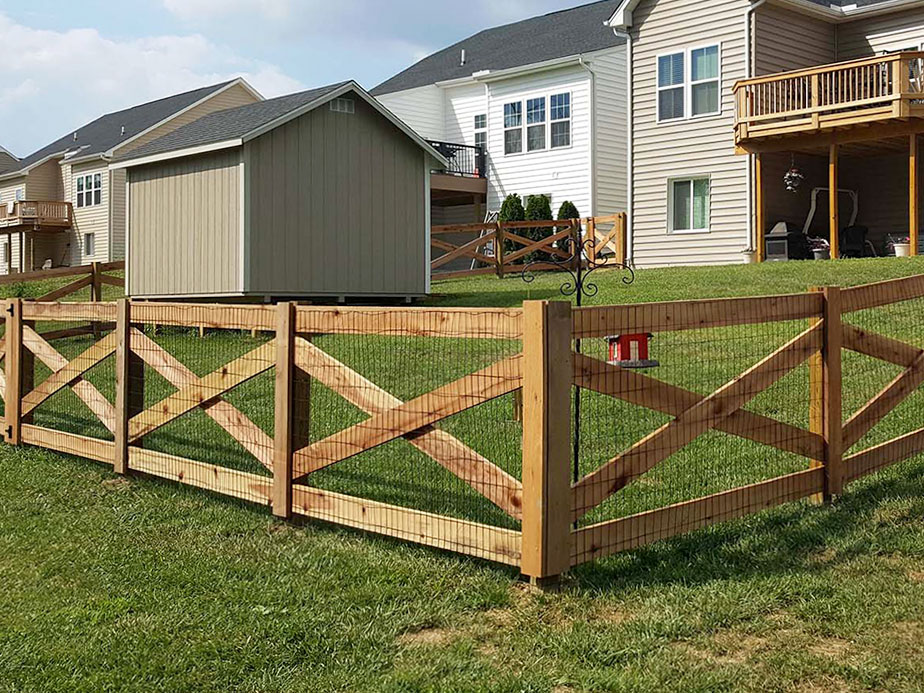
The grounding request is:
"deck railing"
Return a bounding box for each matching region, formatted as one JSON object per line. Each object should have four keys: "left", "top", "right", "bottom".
{"left": 734, "top": 52, "right": 924, "bottom": 143}
{"left": 0, "top": 201, "right": 73, "bottom": 228}
{"left": 427, "top": 140, "right": 487, "bottom": 178}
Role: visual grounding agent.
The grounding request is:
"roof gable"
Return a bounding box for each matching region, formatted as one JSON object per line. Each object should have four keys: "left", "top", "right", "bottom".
{"left": 372, "top": 1, "right": 624, "bottom": 97}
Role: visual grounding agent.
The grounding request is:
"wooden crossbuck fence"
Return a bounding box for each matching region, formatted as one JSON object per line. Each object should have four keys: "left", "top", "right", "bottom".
{"left": 0, "top": 261, "right": 124, "bottom": 302}
{"left": 4, "top": 273, "right": 924, "bottom": 585}
{"left": 431, "top": 214, "right": 627, "bottom": 280}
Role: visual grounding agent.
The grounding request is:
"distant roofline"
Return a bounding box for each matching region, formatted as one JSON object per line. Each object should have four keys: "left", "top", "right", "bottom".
{"left": 607, "top": 0, "right": 921, "bottom": 28}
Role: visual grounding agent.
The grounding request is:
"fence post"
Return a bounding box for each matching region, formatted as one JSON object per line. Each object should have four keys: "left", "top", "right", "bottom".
{"left": 91, "top": 262, "right": 102, "bottom": 302}
{"left": 114, "top": 299, "right": 130, "bottom": 474}
{"left": 5, "top": 298, "right": 23, "bottom": 445}
{"left": 586, "top": 217, "right": 597, "bottom": 260}
{"left": 273, "top": 301, "right": 295, "bottom": 519}
{"left": 521, "top": 300, "right": 572, "bottom": 588}
{"left": 495, "top": 222, "right": 505, "bottom": 278}
{"left": 810, "top": 286, "right": 843, "bottom": 503}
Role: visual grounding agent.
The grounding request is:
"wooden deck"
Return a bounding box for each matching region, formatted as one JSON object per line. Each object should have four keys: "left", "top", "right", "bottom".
{"left": 0, "top": 201, "right": 73, "bottom": 232}
{"left": 735, "top": 52, "right": 924, "bottom": 153}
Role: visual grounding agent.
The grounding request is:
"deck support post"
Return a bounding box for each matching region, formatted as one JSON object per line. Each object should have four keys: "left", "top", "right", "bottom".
{"left": 829, "top": 144, "right": 839, "bottom": 260}
{"left": 273, "top": 301, "right": 296, "bottom": 520}
{"left": 520, "top": 300, "right": 572, "bottom": 589}
{"left": 911, "top": 134, "right": 919, "bottom": 257}
{"left": 755, "top": 153, "right": 766, "bottom": 263}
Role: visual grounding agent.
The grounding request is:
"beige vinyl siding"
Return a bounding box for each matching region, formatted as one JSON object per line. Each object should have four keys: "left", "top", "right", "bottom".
{"left": 68, "top": 160, "right": 109, "bottom": 266}
{"left": 24, "top": 159, "right": 64, "bottom": 200}
{"left": 117, "top": 83, "right": 260, "bottom": 157}
{"left": 594, "top": 48, "right": 629, "bottom": 218}
{"left": 376, "top": 85, "right": 446, "bottom": 140}
{"left": 127, "top": 149, "right": 242, "bottom": 297}
{"left": 838, "top": 8, "right": 924, "bottom": 60}
{"left": 0, "top": 176, "right": 25, "bottom": 204}
{"left": 246, "top": 93, "right": 429, "bottom": 297}
{"left": 630, "top": 0, "right": 751, "bottom": 268}
{"left": 109, "top": 168, "right": 127, "bottom": 260}
{"left": 754, "top": 4, "right": 835, "bottom": 75}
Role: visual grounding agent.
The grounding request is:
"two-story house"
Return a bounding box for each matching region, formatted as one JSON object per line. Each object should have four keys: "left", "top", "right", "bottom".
{"left": 608, "top": 0, "right": 924, "bottom": 266}
{"left": 372, "top": 1, "right": 628, "bottom": 229}
{"left": 0, "top": 79, "right": 262, "bottom": 274}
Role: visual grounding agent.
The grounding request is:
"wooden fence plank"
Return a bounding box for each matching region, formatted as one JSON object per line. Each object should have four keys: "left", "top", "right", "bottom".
{"left": 841, "top": 274, "right": 924, "bottom": 313}
{"left": 37, "top": 275, "right": 94, "bottom": 302}
{"left": 294, "top": 306, "right": 523, "bottom": 340}
{"left": 22, "top": 302, "right": 118, "bottom": 322}
{"left": 291, "top": 355, "right": 523, "bottom": 480}
{"left": 844, "top": 426, "right": 924, "bottom": 484}
{"left": 21, "top": 424, "right": 114, "bottom": 464}
{"left": 273, "top": 303, "right": 295, "bottom": 519}
{"left": 294, "top": 337, "right": 523, "bottom": 519}
{"left": 130, "top": 303, "right": 276, "bottom": 331}
{"left": 113, "top": 300, "right": 130, "bottom": 474}
{"left": 841, "top": 324, "right": 922, "bottom": 367}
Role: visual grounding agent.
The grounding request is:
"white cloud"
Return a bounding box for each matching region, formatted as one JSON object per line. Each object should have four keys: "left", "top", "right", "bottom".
{"left": 162, "top": 0, "right": 291, "bottom": 21}
{"left": 0, "top": 13, "right": 303, "bottom": 156}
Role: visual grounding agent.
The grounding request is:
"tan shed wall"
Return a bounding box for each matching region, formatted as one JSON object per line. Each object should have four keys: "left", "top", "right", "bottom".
{"left": 754, "top": 4, "right": 836, "bottom": 75}
{"left": 245, "top": 92, "right": 429, "bottom": 297}
{"left": 630, "top": 0, "right": 751, "bottom": 268}
{"left": 838, "top": 8, "right": 924, "bottom": 60}
{"left": 127, "top": 149, "right": 242, "bottom": 297}
{"left": 117, "top": 83, "right": 260, "bottom": 157}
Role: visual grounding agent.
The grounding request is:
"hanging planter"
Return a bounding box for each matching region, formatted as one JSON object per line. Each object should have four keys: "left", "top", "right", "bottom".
{"left": 783, "top": 154, "right": 804, "bottom": 194}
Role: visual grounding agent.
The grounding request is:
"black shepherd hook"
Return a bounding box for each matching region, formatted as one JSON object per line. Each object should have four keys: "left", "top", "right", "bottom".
{"left": 520, "top": 232, "right": 635, "bottom": 489}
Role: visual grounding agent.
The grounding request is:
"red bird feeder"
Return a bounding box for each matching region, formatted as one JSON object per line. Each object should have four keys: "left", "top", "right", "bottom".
{"left": 606, "top": 333, "right": 659, "bottom": 369}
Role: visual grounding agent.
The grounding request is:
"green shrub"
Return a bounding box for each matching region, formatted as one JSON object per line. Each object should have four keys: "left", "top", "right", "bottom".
{"left": 557, "top": 200, "right": 580, "bottom": 221}
{"left": 524, "top": 194, "right": 554, "bottom": 264}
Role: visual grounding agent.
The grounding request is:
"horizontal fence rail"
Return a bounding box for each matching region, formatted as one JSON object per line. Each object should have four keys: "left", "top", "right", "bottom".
{"left": 4, "top": 273, "right": 924, "bottom": 584}
{"left": 431, "top": 214, "right": 627, "bottom": 281}
{"left": 734, "top": 51, "right": 924, "bottom": 144}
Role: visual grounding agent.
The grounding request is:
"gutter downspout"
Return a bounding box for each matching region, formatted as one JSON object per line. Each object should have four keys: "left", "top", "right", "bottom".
{"left": 578, "top": 55, "right": 597, "bottom": 218}
{"left": 612, "top": 28, "right": 633, "bottom": 264}
{"left": 746, "top": 0, "right": 769, "bottom": 255}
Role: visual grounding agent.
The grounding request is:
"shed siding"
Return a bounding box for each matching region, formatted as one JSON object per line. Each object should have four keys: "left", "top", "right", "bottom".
{"left": 117, "top": 83, "right": 260, "bottom": 156}
{"left": 838, "top": 8, "right": 924, "bottom": 60}
{"left": 594, "top": 48, "right": 629, "bottom": 218}
{"left": 630, "top": 0, "right": 751, "bottom": 268}
{"left": 245, "top": 93, "right": 429, "bottom": 297}
{"left": 377, "top": 85, "right": 446, "bottom": 140}
{"left": 754, "top": 4, "right": 835, "bottom": 75}
{"left": 127, "top": 149, "right": 242, "bottom": 297}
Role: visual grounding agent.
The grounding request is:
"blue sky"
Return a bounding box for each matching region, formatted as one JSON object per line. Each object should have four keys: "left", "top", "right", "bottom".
{"left": 0, "top": 0, "right": 593, "bottom": 157}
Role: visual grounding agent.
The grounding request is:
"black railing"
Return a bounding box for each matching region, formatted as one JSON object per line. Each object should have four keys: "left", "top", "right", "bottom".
{"left": 427, "top": 140, "right": 487, "bottom": 179}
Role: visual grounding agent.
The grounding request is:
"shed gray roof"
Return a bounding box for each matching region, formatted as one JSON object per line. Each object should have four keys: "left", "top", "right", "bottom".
{"left": 371, "top": 1, "right": 624, "bottom": 97}
{"left": 806, "top": 0, "right": 891, "bottom": 5}
{"left": 7, "top": 80, "right": 238, "bottom": 176}
{"left": 114, "top": 82, "right": 349, "bottom": 162}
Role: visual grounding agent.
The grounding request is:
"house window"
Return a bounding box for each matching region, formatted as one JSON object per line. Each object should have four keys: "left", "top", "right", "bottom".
{"left": 526, "top": 97, "right": 546, "bottom": 152}
{"left": 474, "top": 114, "right": 487, "bottom": 149}
{"left": 76, "top": 173, "right": 102, "bottom": 208}
{"left": 658, "top": 45, "right": 720, "bottom": 121}
{"left": 14, "top": 188, "right": 23, "bottom": 201}
{"left": 504, "top": 102, "right": 523, "bottom": 154}
{"left": 550, "top": 93, "right": 571, "bottom": 148}
{"left": 1, "top": 241, "right": 8, "bottom": 265}
{"left": 330, "top": 97, "right": 355, "bottom": 114}
{"left": 84, "top": 232, "right": 95, "bottom": 256}
{"left": 669, "top": 177, "right": 710, "bottom": 232}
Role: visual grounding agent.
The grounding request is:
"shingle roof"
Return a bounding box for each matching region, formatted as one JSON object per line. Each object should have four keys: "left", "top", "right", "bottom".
{"left": 371, "top": 1, "right": 624, "bottom": 97}
{"left": 805, "top": 0, "right": 891, "bottom": 5}
{"left": 114, "top": 82, "right": 349, "bottom": 162}
{"left": 7, "top": 80, "right": 238, "bottom": 176}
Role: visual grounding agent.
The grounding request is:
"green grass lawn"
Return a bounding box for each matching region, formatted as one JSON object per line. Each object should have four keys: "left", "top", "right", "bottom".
{"left": 4, "top": 258, "right": 924, "bottom": 691}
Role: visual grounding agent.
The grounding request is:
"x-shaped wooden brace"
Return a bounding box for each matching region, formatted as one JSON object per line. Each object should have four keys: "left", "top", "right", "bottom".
{"left": 291, "top": 337, "right": 523, "bottom": 519}
{"left": 128, "top": 339, "right": 275, "bottom": 444}
{"left": 431, "top": 236, "right": 498, "bottom": 270}
{"left": 842, "top": 324, "right": 924, "bottom": 451}
{"left": 571, "top": 323, "right": 823, "bottom": 522}
{"left": 129, "top": 329, "right": 273, "bottom": 468}
{"left": 21, "top": 331, "right": 118, "bottom": 426}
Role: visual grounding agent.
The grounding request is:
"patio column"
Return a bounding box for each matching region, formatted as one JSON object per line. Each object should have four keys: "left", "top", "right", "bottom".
{"left": 755, "top": 154, "right": 766, "bottom": 262}
{"left": 911, "top": 134, "right": 919, "bottom": 257}
{"left": 829, "top": 144, "right": 839, "bottom": 259}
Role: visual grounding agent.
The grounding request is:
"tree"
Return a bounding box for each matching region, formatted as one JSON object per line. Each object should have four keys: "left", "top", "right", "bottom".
{"left": 524, "top": 194, "right": 554, "bottom": 264}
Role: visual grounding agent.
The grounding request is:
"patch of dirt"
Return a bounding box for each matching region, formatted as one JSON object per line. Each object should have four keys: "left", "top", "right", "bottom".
{"left": 102, "top": 477, "right": 131, "bottom": 491}
{"left": 791, "top": 677, "right": 852, "bottom": 693}
{"left": 674, "top": 633, "right": 768, "bottom": 667}
{"left": 908, "top": 571, "right": 924, "bottom": 583}
{"left": 808, "top": 638, "right": 852, "bottom": 659}
{"left": 397, "top": 627, "right": 456, "bottom": 648}
{"left": 810, "top": 548, "right": 838, "bottom": 566}
{"left": 589, "top": 604, "right": 631, "bottom": 625}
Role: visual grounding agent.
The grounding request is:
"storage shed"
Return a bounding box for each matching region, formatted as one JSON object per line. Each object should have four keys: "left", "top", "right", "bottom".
{"left": 112, "top": 81, "right": 445, "bottom": 301}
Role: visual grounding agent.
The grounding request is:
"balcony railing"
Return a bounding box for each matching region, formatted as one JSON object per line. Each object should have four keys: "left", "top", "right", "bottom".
{"left": 734, "top": 51, "right": 924, "bottom": 145}
{"left": 0, "top": 200, "right": 73, "bottom": 229}
{"left": 427, "top": 141, "right": 487, "bottom": 179}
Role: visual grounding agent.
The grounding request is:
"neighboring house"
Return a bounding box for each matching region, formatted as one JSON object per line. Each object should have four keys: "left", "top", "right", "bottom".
{"left": 0, "top": 79, "right": 262, "bottom": 274}
{"left": 0, "top": 146, "right": 18, "bottom": 175}
{"left": 372, "top": 1, "right": 628, "bottom": 229}
{"left": 112, "top": 82, "right": 444, "bottom": 301}
{"left": 607, "top": 0, "right": 924, "bottom": 266}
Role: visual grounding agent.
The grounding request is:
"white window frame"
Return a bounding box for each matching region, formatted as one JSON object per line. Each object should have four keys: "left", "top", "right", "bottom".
{"left": 330, "top": 97, "right": 355, "bottom": 114}
{"left": 75, "top": 172, "right": 102, "bottom": 208}
{"left": 474, "top": 113, "right": 487, "bottom": 150}
{"left": 657, "top": 43, "right": 722, "bottom": 124}
{"left": 503, "top": 101, "right": 523, "bottom": 155}
{"left": 667, "top": 175, "right": 711, "bottom": 234}
{"left": 502, "top": 90, "right": 572, "bottom": 157}
{"left": 84, "top": 232, "right": 95, "bottom": 257}
{"left": 14, "top": 188, "right": 23, "bottom": 201}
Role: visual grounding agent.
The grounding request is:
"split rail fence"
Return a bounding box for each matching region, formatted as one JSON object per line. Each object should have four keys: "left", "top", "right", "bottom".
{"left": 431, "top": 214, "right": 627, "bottom": 280}
{"left": 3, "top": 272, "right": 924, "bottom": 583}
